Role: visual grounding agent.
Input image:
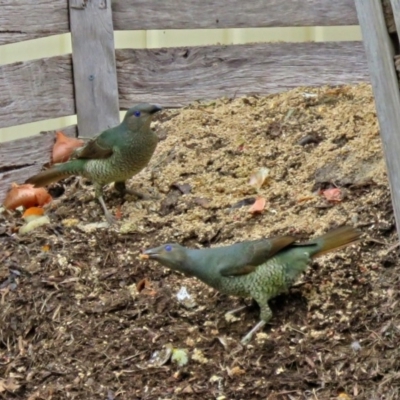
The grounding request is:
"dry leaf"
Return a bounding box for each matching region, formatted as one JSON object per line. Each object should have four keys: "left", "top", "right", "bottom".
{"left": 115, "top": 205, "right": 122, "bottom": 220}
{"left": 225, "top": 312, "right": 240, "bottom": 323}
{"left": 228, "top": 366, "right": 246, "bottom": 376}
{"left": 149, "top": 344, "right": 173, "bottom": 367}
{"left": 192, "top": 348, "right": 208, "bottom": 364}
{"left": 322, "top": 188, "right": 343, "bottom": 202}
{"left": 0, "top": 378, "right": 20, "bottom": 393}
{"left": 325, "top": 87, "right": 350, "bottom": 96}
{"left": 171, "top": 182, "right": 192, "bottom": 194}
{"left": 181, "top": 385, "right": 194, "bottom": 394}
{"left": 136, "top": 278, "right": 157, "bottom": 296}
{"left": 52, "top": 131, "right": 84, "bottom": 163}
{"left": 62, "top": 218, "right": 80, "bottom": 227}
{"left": 249, "top": 167, "right": 270, "bottom": 190}
{"left": 193, "top": 197, "right": 211, "bottom": 209}
{"left": 298, "top": 134, "right": 322, "bottom": 146}
{"left": 127, "top": 283, "right": 139, "bottom": 300}
{"left": 297, "top": 195, "right": 315, "bottom": 203}
{"left": 137, "top": 278, "right": 151, "bottom": 292}
{"left": 248, "top": 196, "right": 266, "bottom": 213}
{"left": 77, "top": 221, "right": 109, "bottom": 233}
{"left": 237, "top": 142, "right": 245, "bottom": 151}
{"left": 3, "top": 183, "right": 52, "bottom": 210}
{"left": 231, "top": 197, "right": 256, "bottom": 209}
{"left": 18, "top": 336, "right": 25, "bottom": 356}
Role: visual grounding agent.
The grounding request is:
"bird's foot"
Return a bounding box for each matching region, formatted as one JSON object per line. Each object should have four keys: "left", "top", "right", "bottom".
{"left": 240, "top": 333, "right": 252, "bottom": 345}
{"left": 104, "top": 211, "right": 116, "bottom": 225}
{"left": 224, "top": 305, "right": 248, "bottom": 322}
{"left": 98, "top": 195, "right": 116, "bottom": 225}
{"left": 240, "top": 320, "right": 266, "bottom": 345}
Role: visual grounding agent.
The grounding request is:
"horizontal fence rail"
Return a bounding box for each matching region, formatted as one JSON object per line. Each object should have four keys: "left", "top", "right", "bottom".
{"left": 112, "top": 0, "right": 359, "bottom": 30}
{"left": 0, "top": 55, "right": 75, "bottom": 128}
{"left": 0, "top": 42, "right": 368, "bottom": 129}
{"left": 117, "top": 42, "right": 368, "bottom": 108}
{"left": 0, "top": 0, "right": 359, "bottom": 45}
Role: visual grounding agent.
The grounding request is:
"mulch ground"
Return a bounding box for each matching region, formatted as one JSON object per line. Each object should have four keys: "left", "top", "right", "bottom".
{"left": 1, "top": 83, "right": 400, "bottom": 400}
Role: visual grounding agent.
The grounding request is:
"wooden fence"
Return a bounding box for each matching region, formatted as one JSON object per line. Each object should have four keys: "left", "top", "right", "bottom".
{"left": 0, "top": 0, "right": 370, "bottom": 204}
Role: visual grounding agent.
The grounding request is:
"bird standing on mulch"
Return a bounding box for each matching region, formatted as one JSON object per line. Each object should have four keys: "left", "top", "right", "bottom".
{"left": 141, "top": 226, "right": 361, "bottom": 344}
{"left": 26, "top": 103, "right": 162, "bottom": 224}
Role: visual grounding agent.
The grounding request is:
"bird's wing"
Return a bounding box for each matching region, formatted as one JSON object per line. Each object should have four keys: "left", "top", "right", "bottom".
{"left": 219, "top": 236, "right": 296, "bottom": 277}
{"left": 246, "top": 236, "right": 297, "bottom": 265}
{"left": 219, "top": 264, "right": 258, "bottom": 276}
{"left": 74, "top": 127, "right": 120, "bottom": 160}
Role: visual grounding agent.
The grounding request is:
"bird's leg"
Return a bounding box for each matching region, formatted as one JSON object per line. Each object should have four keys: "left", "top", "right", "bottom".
{"left": 241, "top": 320, "right": 266, "bottom": 345}
{"left": 99, "top": 196, "right": 116, "bottom": 225}
{"left": 114, "top": 181, "right": 151, "bottom": 200}
{"left": 95, "top": 185, "right": 115, "bottom": 225}
{"left": 241, "top": 300, "right": 272, "bottom": 345}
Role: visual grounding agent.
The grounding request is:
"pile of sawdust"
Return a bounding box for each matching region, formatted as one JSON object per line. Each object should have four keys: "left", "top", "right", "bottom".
{"left": 120, "top": 83, "right": 386, "bottom": 244}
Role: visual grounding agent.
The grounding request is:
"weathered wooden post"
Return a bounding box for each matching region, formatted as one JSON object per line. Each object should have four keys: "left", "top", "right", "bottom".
{"left": 355, "top": 0, "right": 400, "bottom": 237}
{"left": 69, "top": 0, "right": 120, "bottom": 137}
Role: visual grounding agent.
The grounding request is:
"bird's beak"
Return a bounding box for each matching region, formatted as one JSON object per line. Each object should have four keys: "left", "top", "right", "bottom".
{"left": 139, "top": 248, "right": 159, "bottom": 260}
{"left": 149, "top": 104, "right": 162, "bottom": 114}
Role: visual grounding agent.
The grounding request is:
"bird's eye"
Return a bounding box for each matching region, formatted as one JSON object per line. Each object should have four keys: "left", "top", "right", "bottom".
{"left": 165, "top": 245, "right": 172, "bottom": 252}
{"left": 134, "top": 110, "right": 141, "bottom": 117}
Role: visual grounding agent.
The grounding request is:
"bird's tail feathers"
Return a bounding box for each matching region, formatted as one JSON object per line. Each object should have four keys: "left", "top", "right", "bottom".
{"left": 25, "top": 159, "right": 86, "bottom": 187}
{"left": 302, "top": 226, "right": 361, "bottom": 259}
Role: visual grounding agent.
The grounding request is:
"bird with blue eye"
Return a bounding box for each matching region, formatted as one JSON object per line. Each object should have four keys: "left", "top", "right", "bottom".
{"left": 26, "top": 103, "right": 162, "bottom": 224}
{"left": 140, "top": 226, "right": 361, "bottom": 344}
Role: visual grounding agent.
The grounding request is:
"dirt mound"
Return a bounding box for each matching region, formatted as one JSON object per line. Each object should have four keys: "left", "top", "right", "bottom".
{"left": 1, "top": 83, "right": 399, "bottom": 399}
